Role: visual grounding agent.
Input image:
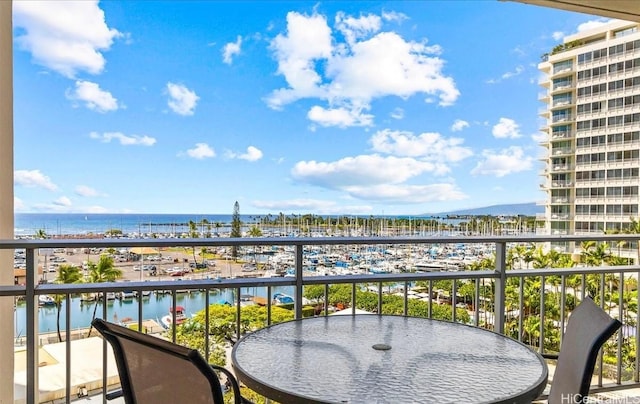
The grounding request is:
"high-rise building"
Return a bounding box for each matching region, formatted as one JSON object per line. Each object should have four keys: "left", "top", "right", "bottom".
{"left": 538, "top": 20, "right": 640, "bottom": 254}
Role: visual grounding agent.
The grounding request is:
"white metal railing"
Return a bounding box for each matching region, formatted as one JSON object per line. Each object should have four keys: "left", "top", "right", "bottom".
{"left": 2, "top": 235, "right": 640, "bottom": 403}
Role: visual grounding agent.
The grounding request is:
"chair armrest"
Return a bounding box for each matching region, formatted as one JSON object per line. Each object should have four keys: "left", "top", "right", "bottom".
{"left": 210, "top": 364, "right": 253, "bottom": 404}
{"left": 105, "top": 389, "right": 123, "bottom": 400}
{"left": 541, "top": 353, "right": 558, "bottom": 360}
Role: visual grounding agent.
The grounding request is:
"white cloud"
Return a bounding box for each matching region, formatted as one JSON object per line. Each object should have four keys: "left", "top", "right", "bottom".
{"left": 292, "top": 154, "right": 441, "bottom": 189}
{"left": 451, "top": 119, "right": 469, "bottom": 132}
{"left": 487, "top": 66, "right": 524, "bottom": 84}
{"left": 577, "top": 19, "right": 610, "bottom": 33}
{"left": 226, "top": 146, "right": 263, "bottom": 162}
{"left": 502, "top": 65, "right": 524, "bottom": 79}
{"left": 335, "top": 12, "right": 381, "bottom": 45}
{"left": 342, "top": 183, "right": 467, "bottom": 203}
{"left": 369, "top": 129, "right": 473, "bottom": 163}
{"left": 390, "top": 108, "right": 404, "bottom": 120}
{"left": 552, "top": 31, "right": 564, "bottom": 41}
{"left": 75, "top": 185, "right": 105, "bottom": 197}
{"left": 85, "top": 205, "right": 110, "bottom": 213}
{"left": 14, "top": 169, "right": 57, "bottom": 191}
{"left": 381, "top": 11, "right": 408, "bottom": 23}
{"left": 252, "top": 198, "right": 373, "bottom": 215}
{"left": 307, "top": 105, "right": 374, "bottom": 127}
{"left": 266, "top": 11, "right": 458, "bottom": 127}
{"left": 185, "top": 143, "right": 216, "bottom": 159}
{"left": 531, "top": 132, "right": 547, "bottom": 142}
{"left": 53, "top": 196, "right": 72, "bottom": 207}
{"left": 14, "top": 197, "right": 25, "bottom": 211}
{"left": 13, "top": 0, "right": 121, "bottom": 77}
{"left": 492, "top": 118, "right": 522, "bottom": 139}
{"left": 89, "top": 131, "right": 156, "bottom": 146}
{"left": 471, "top": 146, "right": 533, "bottom": 177}
{"left": 66, "top": 80, "right": 119, "bottom": 112}
{"left": 166, "top": 82, "right": 199, "bottom": 116}
{"left": 222, "top": 36, "right": 242, "bottom": 64}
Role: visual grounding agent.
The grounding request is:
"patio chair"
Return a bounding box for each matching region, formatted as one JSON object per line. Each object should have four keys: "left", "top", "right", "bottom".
{"left": 92, "top": 318, "right": 252, "bottom": 404}
{"left": 545, "top": 296, "right": 621, "bottom": 404}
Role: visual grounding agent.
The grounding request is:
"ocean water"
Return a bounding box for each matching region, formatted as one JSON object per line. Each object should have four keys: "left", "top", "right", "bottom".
{"left": 15, "top": 213, "right": 440, "bottom": 237}
{"left": 14, "top": 213, "right": 254, "bottom": 237}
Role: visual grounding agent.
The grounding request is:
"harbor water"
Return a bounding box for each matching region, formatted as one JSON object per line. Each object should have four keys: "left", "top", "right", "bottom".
{"left": 14, "top": 286, "right": 295, "bottom": 337}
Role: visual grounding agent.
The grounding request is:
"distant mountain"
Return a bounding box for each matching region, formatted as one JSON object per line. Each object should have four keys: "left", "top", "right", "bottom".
{"left": 427, "top": 202, "right": 543, "bottom": 217}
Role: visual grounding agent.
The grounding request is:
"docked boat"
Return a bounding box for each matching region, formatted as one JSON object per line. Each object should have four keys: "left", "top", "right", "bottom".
{"left": 134, "top": 290, "right": 151, "bottom": 298}
{"left": 240, "top": 294, "right": 256, "bottom": 307}
{"left": 98, "top": 292, "right": 117, "bottom": 301}
{"left": 38, "top": 295, "right": 55, "bottom": 306}
{"left": 161, "top": 306, "right": 187, "bottom": 329}
{"left": 80, "top": 293, "right": 97, "bottom": 302}
{"left": 272, "top": 292, "right": 294, "bottom": 305}
{"left": 119, "top": 290, "right": 136, "bottom": 300}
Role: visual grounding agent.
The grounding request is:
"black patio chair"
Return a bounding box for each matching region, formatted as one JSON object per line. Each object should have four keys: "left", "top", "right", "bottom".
{"left": 545, "top": 296, "right": 621, "bottom": 404}
{"left": 92, "top": 318, "right": 252, "bottom": 404}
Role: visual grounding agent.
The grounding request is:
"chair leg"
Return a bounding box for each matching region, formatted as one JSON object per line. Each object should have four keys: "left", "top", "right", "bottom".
{"left": 211, "top": 364, "right": 253, "bottom": 404}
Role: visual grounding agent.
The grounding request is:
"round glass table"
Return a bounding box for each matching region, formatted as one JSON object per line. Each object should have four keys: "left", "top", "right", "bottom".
{"left": 231, "top": 315, "right": 548, "bottom": 404}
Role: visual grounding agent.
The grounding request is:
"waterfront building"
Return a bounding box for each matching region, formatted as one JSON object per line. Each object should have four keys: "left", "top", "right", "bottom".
{"left": 538, "top": 19, "right": 640, "bottom": 255}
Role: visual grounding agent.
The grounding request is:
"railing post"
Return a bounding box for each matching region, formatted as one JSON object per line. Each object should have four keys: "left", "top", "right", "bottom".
{"left": 26, "top": 248, "right": 39, "bottom": 404}
{"left": 494, "top": 241, "right": 507, "bottom": 334}
{"left": 294, "top": 244, "right": 303, "bottom": 319}
{"left": 0, "top": 1, "right": 14, "bottom": 403}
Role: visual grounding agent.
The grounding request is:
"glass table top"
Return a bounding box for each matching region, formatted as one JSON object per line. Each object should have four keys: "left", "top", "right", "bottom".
{"left": 231, "top": 315, "right": 548, "bottom": 404}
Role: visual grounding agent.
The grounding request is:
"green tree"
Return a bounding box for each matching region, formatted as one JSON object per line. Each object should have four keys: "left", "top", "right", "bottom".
{"left": 87, "top": 255, "right": 122, "bottom": 336}
{"left": 188, "top": 220, "right": 199, "bottom": 264}
{"left": 35, "top": 228, "right": 47, "bottom": 239}
{"left": 247, "top": 226, "right": 262, "bottom": 237}
{"left": 54, "top": 264, "right": 83, "bottom": 342}
{"left": 231, "top": 201, "right": 241, "bottom": 259}
{"left": 623, "top": 217, "right": 640, "bottom": 264}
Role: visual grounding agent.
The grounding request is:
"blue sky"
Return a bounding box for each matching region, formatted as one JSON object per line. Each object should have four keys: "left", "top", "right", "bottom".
{"left": 11, "top": 1, "right": 612, "bottom": 215}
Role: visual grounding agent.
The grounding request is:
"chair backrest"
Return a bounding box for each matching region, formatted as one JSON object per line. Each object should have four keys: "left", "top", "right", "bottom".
{"left": 92, "top": 318, "right": 225, "bottom": 404}
{"left": 548, "top": 297, "right": 621, "bottom": 404}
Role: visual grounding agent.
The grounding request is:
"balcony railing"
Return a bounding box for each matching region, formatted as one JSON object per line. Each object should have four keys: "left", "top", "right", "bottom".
{"left": 2, "top": 234, "right": 640, "bottom": 404}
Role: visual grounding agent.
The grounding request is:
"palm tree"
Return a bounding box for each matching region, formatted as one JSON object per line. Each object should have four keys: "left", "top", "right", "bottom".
{"left": 35, "top": 228, "right": 47, "bottom": 239}
{"left": 54, "top": 264, "right": 82, "bottom": 342}
{"left": 622, "top": 217, "right": 640, "bottom": 264}
{"left": 87, "top": 255, "right": 122, "bottom": 336}
{"left": 248, "top": 226, "right": 262, "bottom": 237}
{"left": 580, "top": 240, "right": 611, "bottom": 266}
{"left": 231, "top": 201, "right": 241, "bottom": 259}
{"left": 188, "top": 220, "right": 198, "bottom": 264}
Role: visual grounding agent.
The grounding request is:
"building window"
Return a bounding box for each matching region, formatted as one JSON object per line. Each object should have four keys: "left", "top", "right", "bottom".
{"left": 592, "top": 118, "right": 606, "bottom": 128}
{"left": 608, "top": 115, "right": 623, "bottom": 127}
{"left": 623, "top": 186, "right": 639, "bottom": 196}
{"left": 609, "top": 43, "right": 625, "bottom": 56}
{"left": 576, "top": 188, "right": 590, "bottom": 198}
{"left": 608, "top": 97, "right": 624, "bottom": 110}
{"left": 607, "top": 186, "right": 622, "bottom": 196}
{"left": 613, "top": 27, "right": 638, "bottom": 38}
{"left": 609, "top": 79, "right": 624, "bottom": 91}
{"left": 609, "top": 61, "right": 624, "bottom": 73}
{"left": 578, "top": 86, "right": 592, "bottom": 97}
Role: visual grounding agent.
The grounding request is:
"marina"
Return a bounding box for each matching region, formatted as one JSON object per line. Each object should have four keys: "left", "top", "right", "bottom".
{"left": 14, "top": 286, "right": 296, "bottom": 339}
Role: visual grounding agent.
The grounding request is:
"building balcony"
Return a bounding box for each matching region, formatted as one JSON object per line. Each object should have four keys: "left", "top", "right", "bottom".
{"left": 551, "top": 115, "right": 574, "bottom": 123}
{"left": 549, "top": 213, "right": 572, "bottom": 220}
{"left": 552, "top": 65, "right": 573, "bottom": 75}
{"left": 551, "top": 147, "right": 573, "bottom": 156}
{"left": 538, "top": 91, "right": 550, "bottom": 102}
{"left": 551, "top": 164, "right": 573, "bottom": 172}
{"left": 2, "top": 235, "right": 640, "bottom": 403}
